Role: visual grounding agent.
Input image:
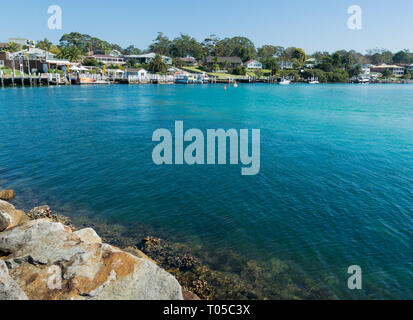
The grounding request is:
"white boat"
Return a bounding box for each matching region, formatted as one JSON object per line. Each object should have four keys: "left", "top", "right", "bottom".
{"left": 308, "top": 77, "right": 319, "bottom": 84}
{"left": 278, "top": 78, "right": 291, "bottom": 85}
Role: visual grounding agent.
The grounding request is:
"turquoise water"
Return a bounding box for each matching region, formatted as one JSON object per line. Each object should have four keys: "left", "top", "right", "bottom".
{"left": 0, "top": 84, "right": 412, "bottom": 299}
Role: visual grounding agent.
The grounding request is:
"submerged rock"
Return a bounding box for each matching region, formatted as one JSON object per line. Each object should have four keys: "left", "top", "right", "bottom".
{"left": 0, "top": 190, "right": 14, "bottom": 201}
{"left": 0, "top": 219, "right": 183, "bottom": 300}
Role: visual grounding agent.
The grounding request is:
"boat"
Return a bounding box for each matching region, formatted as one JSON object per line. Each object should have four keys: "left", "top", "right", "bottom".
{"left": 175, "top": 75, "right": 191, "bottom": 84}
{"left": 308, "top": 76, "right": 319, "bottom": 84}
{"left": 278, "top": 77, "right": 291, "bottom": 85}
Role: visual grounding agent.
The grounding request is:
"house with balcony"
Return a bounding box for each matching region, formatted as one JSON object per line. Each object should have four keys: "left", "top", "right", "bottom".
{"left": 125, "top": 53, "right": 172, "bottom": 65}
{"left": 244, "top": 59, "right": 262, "bottom": 69}
{"left": 370, "top": 64, "right": 405, "bottom": 77}
{"left": 279, "top": 60, "right": 294, "bottom": 70}
{"left": 89, "top": 54, "right": 125, "bottom": 66}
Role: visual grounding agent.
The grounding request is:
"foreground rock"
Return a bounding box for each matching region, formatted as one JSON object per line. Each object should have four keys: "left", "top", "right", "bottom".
{"left": 0, "top": 215, "right": 183, "bottom": 300}
{"left": 0, "top": 190, "right": 14, "bottom": 201}
{"left": 0, "top": 200, "right": 29, "bottom": 232}
{"left": 0, "top": 261, "right": 28, "bottom": 300}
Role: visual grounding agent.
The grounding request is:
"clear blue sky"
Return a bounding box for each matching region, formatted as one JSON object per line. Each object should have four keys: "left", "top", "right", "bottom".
{"left": 1, "top": 0, "right": 412, "bottom": 54}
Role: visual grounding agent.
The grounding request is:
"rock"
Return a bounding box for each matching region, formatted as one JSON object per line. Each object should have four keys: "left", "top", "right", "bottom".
{"left": 0, "top": 260, "right": 28, "bottom": 300}
{"left": 27, "top": 205, "right": 74, "bottom": 230}
{"left": 0, "top": 200, "right": 29, "bottom": 232}
{"left": 27, "top": 205, "right": 54, "bottom": 220}
{"left": 0, "top": 190, "right": 14, "bottom": 201}
{"left": 123, "top": 246, "right": 158, "bottom": 265}
{"left": 182, "top": 288, "right": 201, "bottom": 300}
{"left": 0, "top": 220, "right": 183, "bottom": 300}
{"left": 72, "top": 228, "right": 102, "bottom": 244}
{"left": 0, "top": 212, "right": 10, "bottom": 232}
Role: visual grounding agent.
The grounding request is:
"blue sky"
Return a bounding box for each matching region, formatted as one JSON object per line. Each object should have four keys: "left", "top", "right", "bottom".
{"left": 1, "top": 0, "right": 412, "bottom": 54}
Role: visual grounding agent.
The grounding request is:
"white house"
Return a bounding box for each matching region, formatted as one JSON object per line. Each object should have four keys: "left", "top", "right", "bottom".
{"left": 126, "top": 53, "right": 172, "bottom": 65}
{"left": 124, "top": 68, "right": 148, "bottom": 78}
{"left": 244, "top": 59, "right": 262, "bottom": 69}
{"left": 8, "top": 38, "right": 35, "bottom": 47}
{"left": 279, "top": 61, "right": 294, "bottom": 70}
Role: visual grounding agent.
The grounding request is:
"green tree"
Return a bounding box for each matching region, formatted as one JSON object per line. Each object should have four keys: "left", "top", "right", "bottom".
{"left": 3, "top": 42, "right": 21, "bottom": 53}
{"left": 292, "top": 48, "right": 306, "bottom": 66}
{"left": 148, "top": 54, "right": 167, "bottom": 73}
{"left": 170, "top": 34, "right": 203, "bottom": 59}
{"left": 57, "top": 46, "right": 82, "bottom": 62}
{"left": 149, "top": 32, "right": 171, "bottom": 56}
{"left": 382, "top": 69, "right": 393, "bottom": 78}
{"left": 83, "top": 57, "right": 99, "bottom": 67}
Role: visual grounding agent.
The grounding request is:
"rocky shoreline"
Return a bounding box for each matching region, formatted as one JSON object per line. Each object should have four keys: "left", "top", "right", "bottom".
{"left": 0, "top": 194, "right": 189, "bottom": 300}
{"left": 1, "top": 187, "right": 337, "bottom": 300}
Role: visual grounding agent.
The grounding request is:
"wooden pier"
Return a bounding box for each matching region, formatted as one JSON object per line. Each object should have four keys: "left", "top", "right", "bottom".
{"left": 0, "top": 73, "right": 69, "bottom": 87}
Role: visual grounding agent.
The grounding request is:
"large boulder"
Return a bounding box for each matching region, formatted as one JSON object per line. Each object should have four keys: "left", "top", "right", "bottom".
{"left": 0, "top": 200, "right": 29, "bottom": 232}
{"left": 0, "top": 260, "right": 28, "bottom": 300}
{"left": 0, "top": 190, "right": 14, "bottom": 201}
{"left": 0, "top": 219, "right": 183, "bottom": 300}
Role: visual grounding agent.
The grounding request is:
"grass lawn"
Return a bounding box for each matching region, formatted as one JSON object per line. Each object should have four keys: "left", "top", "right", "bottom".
{"left": 181, "top": 66, "right": 272, "bottom": 80}
{"left": 1, "top": 68, "right": 30, "bottom": 77}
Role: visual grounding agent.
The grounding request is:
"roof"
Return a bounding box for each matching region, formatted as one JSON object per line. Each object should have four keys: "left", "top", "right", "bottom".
{"left": 372, "top": 64, "right": 404, "bottom": 69}
{"left": 245, "top": 59, "right": 260, "bottom": 64}
{"left": 92, "top": 55, "right": 124, "bottom": 59}
{"left": 125, "top": 68, "right": 147, "bottom": 72}
{"left": 205, "top": 56, "right": 243, "bottom": 64}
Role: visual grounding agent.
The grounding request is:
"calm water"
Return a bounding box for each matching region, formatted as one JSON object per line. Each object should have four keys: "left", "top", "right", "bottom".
{"left": 0, "top": 84, "right": 412, "bottom": 299}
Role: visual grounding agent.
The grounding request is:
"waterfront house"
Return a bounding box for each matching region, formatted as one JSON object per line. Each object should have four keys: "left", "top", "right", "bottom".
{"left": 204, "top": 56, "right": 243, "bottom": 70}
{"left": 124, "top": 68, "right": 148, "bottom": 78}
{"left": 408, "top": 64, "right": 413, "bottom": 72}
{"left": 89, "top": 54, "right": 125, "bottom": 66}
{"left": 244, "top": 59, "right": 262, "bottom": 69}
{"left": 279, "top": 60, "right": 294, "bottom": 70}
{"left": 179, "top": 56, "right": 198, "bottom": 66}
{"left": 126, "top": 53, "right": 172, "bottom": 66}
{"left": 303, "top": 58, "right": 318, "bottom": 69}
{"left": 8, "top": 38, "right": 35, "bottom": 47}
{"left": 370, "top": 64, "right": 405, "bottom": 77}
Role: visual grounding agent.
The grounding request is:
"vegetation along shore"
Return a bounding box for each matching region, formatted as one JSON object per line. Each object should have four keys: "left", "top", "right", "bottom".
{"left": 1, "top": 32, "right": 413, "bottom": 86}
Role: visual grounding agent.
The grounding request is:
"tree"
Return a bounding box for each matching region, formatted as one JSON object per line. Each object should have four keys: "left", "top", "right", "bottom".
{"left": 382, "top": 69, "right": 393, "bottom": 78}
{"left": 202, "top": 34, "right": 220, "bottom": 56}
{"left": 261, "top": 56, "right": 279, "bottom": 70}
{"left": 57, "top": 46, "right": 82, "bottom": 62}
{"left": 214, "top": 37, "right": 256, "bottom": 61}
{"left": 148, "top": 54, "right": 167, "bottom": 73}
{"left": 149, "top": 32, "right": 171, "bottom": 56}
{"left": 292, "top": 48, "right": 306, "bottom": 65}
{"left": 257, "top": 45, "right": 283, "bottom": 59}
{"left": 170, "top": 34, "right": 203, "bottom": 59}
{"left": 3, "top": 42, "right": 21, "bottom": 53}
{"left": 83, "top": 57, "right": 99, "bottom": 67}
{"left": 123, "top": 45, "right": 141, "bottom": 56}
{"left": 348, "top": 64, "right": 362, "bottom": 78}
{"left": 233, "top": 65, "right": 247, "bottom": 75}
{"left": 393, "top": 50, "right": 413, "bottom": 64}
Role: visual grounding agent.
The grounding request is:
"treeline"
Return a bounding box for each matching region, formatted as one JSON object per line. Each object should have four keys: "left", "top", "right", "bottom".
{"left": 25, "top": 32, "right": 413, "bottom": 80}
